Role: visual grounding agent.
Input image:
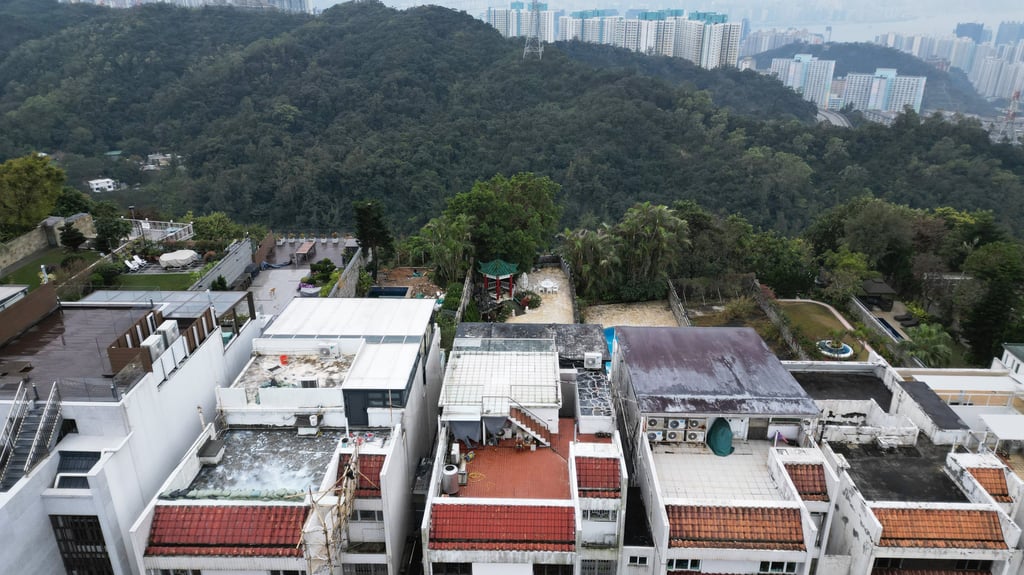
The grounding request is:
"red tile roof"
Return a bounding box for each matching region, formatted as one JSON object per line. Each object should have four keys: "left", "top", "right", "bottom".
{"left": 968, "top": 467, "right": 1013, "bottom": 502}
{"left": 146, "top": 505, "right": 306, "bottom": 557}
{"left": 339, "top": 454, "right": 385, "bottom": 498}
{"left": 872, "top": 507, "right": 1007, "bottom": 549}
{"left": 784, "top": 463, "right": 829, "bottom": 502}
{"left": 429, "top": 504, "right": 575, "bottom": 551}
{"left": 666, "top": 505, "right": 805, "bottom": 550}
{"left": 575, "top": 456, "right": 620, "bottom": 498}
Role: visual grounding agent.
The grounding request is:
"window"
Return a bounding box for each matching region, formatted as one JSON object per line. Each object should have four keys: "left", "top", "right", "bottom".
{"left": 580, "top": 560, "right": 617, "bottom": 575}
{"left": 148, "top": 571, "right": 200, "bottom": 575}
{"left": 667, "top": 559, "right": 701, "bottom": 571}
{"left": 873, "top": 558, "right": 902, "bottom": 569}
{"left": 955, "top": 560, "right": 992, "bottom": 570}
{"left": 432, "top": 564, "right": 471, "bottom": 575}
{"left": 759, "top": 562, "right": 798, "bottom": 574}
{"left": 582, "top": 509, "right": 617, "bottom": 522}
{"left": 627, "top": 556, "right": 648, "bottom": 566}
{"left": 342, "top": 565, "right": 386, "bottom": 575}
{"left": 350, "top": 509, "right": 384, "bottom": 522}
{"left": 50, "top": 515, "right": 114, "bottom": 574}
{"left": 269, "top": 571, "right": 306, "bottom": 575}
{"left": 533, "top": 566, "right": 572, "bottom": 575}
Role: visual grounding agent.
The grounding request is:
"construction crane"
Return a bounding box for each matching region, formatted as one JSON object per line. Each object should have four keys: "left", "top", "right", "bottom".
{"left": 997, "top": 90, "right": 1021, "bottom": 143}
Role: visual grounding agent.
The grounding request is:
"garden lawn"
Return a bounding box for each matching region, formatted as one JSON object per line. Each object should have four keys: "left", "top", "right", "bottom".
{"left": 116, "top": 273, "right": 195, "bottom": 291}
{"left": 778, "top": 301, "right": 869, "bottom": 361}
{"left": 1, "top": 248, "right": 102, "bottom": 290}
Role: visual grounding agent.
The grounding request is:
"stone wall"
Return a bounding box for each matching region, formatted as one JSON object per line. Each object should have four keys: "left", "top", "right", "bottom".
{"left": 330, "top": 248, "right": 364, "bottom": 298}
{"left": 0, "top": 215, "right": 96, "bottom": 277}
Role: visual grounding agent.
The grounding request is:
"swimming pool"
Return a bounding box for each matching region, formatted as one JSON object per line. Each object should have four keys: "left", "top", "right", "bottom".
{"left": 367, "top": 286, "right": 409, "bottom": 298}
{"left": 876, "top": 317, "right": 904, "bottom": 341}
{"left": 604, "top": 327, "right": 615, "bottom": 371}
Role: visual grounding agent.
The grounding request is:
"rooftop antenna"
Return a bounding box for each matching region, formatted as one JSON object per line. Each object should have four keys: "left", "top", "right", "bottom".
{"left": 997, "top": 90, "right": 1020, "bottom": 143}
{"left": 523, "top": 0, "right": 543, "bottom": 60}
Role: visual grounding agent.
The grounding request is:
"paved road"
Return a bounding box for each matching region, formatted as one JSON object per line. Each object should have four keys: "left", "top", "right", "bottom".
{"left": 817, "top": 109, "right": 852, "bottom": 128}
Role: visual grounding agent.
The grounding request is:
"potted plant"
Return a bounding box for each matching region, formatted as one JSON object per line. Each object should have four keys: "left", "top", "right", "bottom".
{"left": 332, "top": 232, "right": 340, "bottom": 244}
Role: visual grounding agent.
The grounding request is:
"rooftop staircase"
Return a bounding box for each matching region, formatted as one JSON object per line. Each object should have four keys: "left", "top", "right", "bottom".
{"left": 0, "top": 382, "right": 63, "bottom": 492}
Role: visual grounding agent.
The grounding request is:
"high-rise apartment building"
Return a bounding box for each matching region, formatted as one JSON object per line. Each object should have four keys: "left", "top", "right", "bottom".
{"left": 484, "top": 2, "right": 556, "bottom": 43}
{"left": 770, "top": 54, "right": 836, "bottom": 108}
{"left": 996, "top": 21, "right": 1024, "bottom": 46}
{"left": 843, "top": 68, "right": 926, "bottom": 113}
{"left": 955, "top": 22, "right": 985, "bottom": 44}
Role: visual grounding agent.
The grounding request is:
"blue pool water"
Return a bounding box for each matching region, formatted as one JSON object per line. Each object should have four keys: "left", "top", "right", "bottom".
{"left": 876, "top": 317, "right": 905, "bottom": 341}
{"left": 367, "top": 286, "right": 409, "bottom": 298}
{"left": 604, "top": 327, "right": 615, "bottom": 372}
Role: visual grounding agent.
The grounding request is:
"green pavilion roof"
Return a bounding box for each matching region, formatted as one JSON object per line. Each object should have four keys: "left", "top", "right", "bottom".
{"left": 478, "top": 259, "right": 518, "bottom": 277}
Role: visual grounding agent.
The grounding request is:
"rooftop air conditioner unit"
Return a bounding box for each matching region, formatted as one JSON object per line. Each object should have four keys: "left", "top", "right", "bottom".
{"left": 583, "top": 352, "right": 602, "bottom": 370}
{"left": 156, "top": 320, "right": 180, "bottom": 346}
{"left": 665, "top": 430, "right": 683, "bottom": 442}
{"left": 668, "top": 418, "right": 687, "bottom": 430}
{"left": 142, "top": 333, "right": 167, "bottom": 361}
{"left": 647, "top": 431, "right": 664, "bottom": 443}
{"left": 297, "top": 413, "right": 320, "bottom": 436}
{"left": 687, "top": 418, "right": 707, "bottom": 430}
{"left": 685, "top": 431, "right": 706, "bottom": 443}
{"left": 318, "top": 343, "right": 338, "bottom": 358}
{"left": 647, "top": 417, "right": 663, "bottom": 429}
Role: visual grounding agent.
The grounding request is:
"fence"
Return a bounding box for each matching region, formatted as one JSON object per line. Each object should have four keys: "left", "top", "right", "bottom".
{"left": 252, "top": 232, "right": 276, "bottom": 266}
{"left": 454, "top": 257, "right": 475, "bottom": 323}
{"left": 328, "top": 248, "right": 365, "bottom": 298}
{"left": 666, "top": 279, "right": 692, "bottom": 327}
{"left": 747, "top": 278, "right": 810, "bottom": 361}
{"left": 190, "top": 238, "right": 253, "bottom": 291}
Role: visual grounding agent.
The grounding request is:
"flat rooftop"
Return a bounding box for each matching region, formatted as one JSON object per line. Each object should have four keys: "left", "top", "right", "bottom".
{"left": 79, "top": 290, "right": 248, "bottom": 320}
{"left": 441, "top": 339, "right": 560, "bottom": 408}
{"left": 577, "top": 370, "right": 614, "bottom": 417}
{"left": 263, "top": 298, "right": 435, "bottom": 338}
{"left": 790, "top": 370, "right": 893, "bottom": 410}
{"left": 830, "top": 435, "right": 968, "bottom": 503}
{"left": 456, "top": 322, "right": 610, "bottom": 362}
{"left": 0, "top": 306, "right": 149, "bottom": 401}
{"left": 234, "top": 353, "right": 353, "bottom": 401}
{"left": 653, "top": 441, "right": 786, "bottom": 502}
{"left": 449, "top": 419, "right": 604, "bottom": 499}
{"left": 181, "top": 429, "right": 342, "bottom": 497}
{"left": 616, "top": 327, "right": 819, "bottom": 416}
{"left": 898, "top": 379, "right": 969, "bottom": 430}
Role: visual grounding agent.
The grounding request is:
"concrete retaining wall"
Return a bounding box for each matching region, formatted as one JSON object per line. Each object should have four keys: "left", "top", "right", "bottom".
{"left": 191, "top": 238, "right": 252, "bottom": 291}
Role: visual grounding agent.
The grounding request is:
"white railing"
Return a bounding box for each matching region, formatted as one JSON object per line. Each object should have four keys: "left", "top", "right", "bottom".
{"left": 0, "top": 382, "right": 29, "bottom": 487}
{"left": 23, "top": 384, "right": 62, "bottom": 474}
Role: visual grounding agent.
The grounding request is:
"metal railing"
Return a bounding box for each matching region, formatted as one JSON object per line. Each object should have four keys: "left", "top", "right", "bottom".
{"left": 23, "top": 384, "right": 62, "bottom": 474}
{"left": 0, "top": 381, "right": 29, "bottom": 487}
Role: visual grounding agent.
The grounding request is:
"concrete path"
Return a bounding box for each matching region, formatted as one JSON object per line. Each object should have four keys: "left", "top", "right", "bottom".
{"left": 251, "top": 268, "right": 309, "bottom": 316}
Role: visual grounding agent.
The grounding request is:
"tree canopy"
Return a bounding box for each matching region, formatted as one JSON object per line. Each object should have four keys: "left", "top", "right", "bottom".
{"left": 0, "top": 154, "right": 64, "bottom": 240}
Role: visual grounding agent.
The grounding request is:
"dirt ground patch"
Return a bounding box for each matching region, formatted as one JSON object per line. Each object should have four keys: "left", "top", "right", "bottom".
{"left": 376, "top": 266, "right": 442, "bottom": 299}
{"left": 582, "top": 300, "right": 679, "bottom": 328}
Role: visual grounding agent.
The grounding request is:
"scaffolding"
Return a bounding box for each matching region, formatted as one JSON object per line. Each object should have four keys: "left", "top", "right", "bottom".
{"left": 302, "top": 445, "right": 360, "bottom": 575}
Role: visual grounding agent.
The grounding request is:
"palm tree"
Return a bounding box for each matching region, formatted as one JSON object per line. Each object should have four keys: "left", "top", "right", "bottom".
{"left": 826, "top": 328, "right": 848, "bottom": 350}
{"left": 420, "top": 213, "right": 472, "bottom": 286}
{"left": 899, "top": 323, "right": 954, "bottom": 367}
{"left": 614, "top": 202, "right": 689, "bottom": 300}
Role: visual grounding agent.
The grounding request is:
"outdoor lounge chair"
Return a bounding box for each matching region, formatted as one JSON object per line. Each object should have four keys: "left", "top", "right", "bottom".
{"left": 132, "top": 255, "right": 148, "bottom": 268}
{"left": 124, "top": 259, "right": 140, "bottom": 272}
{"left": 899, "top": 317, "right": 920, "bottom": 328}
{"left": 893, "top": 312, "right": 913, "bottom": 321}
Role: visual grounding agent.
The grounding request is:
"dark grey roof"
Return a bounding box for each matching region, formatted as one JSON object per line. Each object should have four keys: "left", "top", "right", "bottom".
{"left": 1003, "top": 343, "right": 1024, "bottom": 363}
{"left": 897, "top": 378, "right": 969, "bottom": 430}
{"left": 790, "top": 370, "right": 893, "bottom": 411}
{"left": 455, "top": 322, "right": 610, "bottom": 361}
{"left": 861, "top": 278, "right": 896, "bottom": 296}
{"left": 616, "top": 326, "right": 819, "bottom": 416}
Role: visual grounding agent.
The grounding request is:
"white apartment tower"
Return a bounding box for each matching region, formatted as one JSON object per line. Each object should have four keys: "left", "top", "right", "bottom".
{"left": 771, "top": 54, "right": 837, "bottom": 108}
{"left": 843, "top": 68, "right": 926, "bottom": 113}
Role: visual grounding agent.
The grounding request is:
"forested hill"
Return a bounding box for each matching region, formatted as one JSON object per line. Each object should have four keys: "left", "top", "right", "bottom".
{"left": 754, "top": 42, "right": 996, "bottom": 116}
{"left": 1, "top": 1, "right": 1023, "bottom": 237}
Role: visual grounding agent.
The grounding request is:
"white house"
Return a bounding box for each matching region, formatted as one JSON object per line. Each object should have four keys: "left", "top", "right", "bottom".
{"left": 88, "top": 178, "right": 118, "bottom": 193}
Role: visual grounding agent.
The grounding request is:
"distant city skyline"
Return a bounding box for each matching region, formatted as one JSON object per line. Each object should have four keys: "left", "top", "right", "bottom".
{"left": 313, "top": 0, "right": 1021, "bottom": 44}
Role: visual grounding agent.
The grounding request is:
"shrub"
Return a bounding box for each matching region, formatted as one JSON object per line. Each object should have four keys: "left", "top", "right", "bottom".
{"left": 93, "top": 262, "right": 122, "bottom": 286}
{"left": 61, "top": 254, "right": 85, "bottom": 269}
{"left": 517, "top": 290, "right": 542, "bottom": 309}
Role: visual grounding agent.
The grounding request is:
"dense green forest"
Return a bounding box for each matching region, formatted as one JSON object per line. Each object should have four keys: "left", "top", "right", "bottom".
{"left": 753, "top": 42, "right": 997, "bottom": 116}
{"left": 1, "top": 0, "right": 1022, "bottom": 238}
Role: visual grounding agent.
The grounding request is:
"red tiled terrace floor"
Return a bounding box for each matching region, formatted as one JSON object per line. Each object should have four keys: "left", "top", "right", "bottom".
{"left": 452, "top": 418, "right": 575, "bottom": 499}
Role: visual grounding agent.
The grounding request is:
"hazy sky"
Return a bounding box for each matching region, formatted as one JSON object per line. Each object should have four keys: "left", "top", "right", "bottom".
{"left": 312, "top": 0, "right": 1023, "bottom": 43}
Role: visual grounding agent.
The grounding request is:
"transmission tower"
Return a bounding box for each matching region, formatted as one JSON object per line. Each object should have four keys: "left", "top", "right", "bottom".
{"left": 523, "top": 0, "right": 543, "bottom": 60}
{"left": 996, "top": 90, "right": 1021, "bottom": 144}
